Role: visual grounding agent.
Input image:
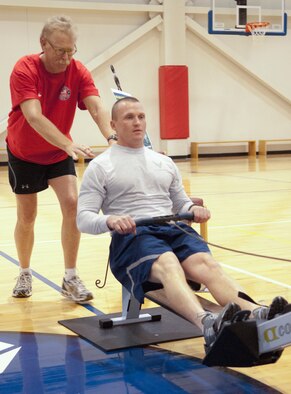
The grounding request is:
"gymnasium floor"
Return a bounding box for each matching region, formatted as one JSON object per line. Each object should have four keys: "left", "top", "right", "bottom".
{"left": 0, "top": 153, "right": 291, "bottom": 393}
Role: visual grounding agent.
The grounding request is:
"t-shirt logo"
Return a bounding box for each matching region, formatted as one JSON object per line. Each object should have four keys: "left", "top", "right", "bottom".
{"left": 59, "top": 86, "right": 71, "bottom": 101}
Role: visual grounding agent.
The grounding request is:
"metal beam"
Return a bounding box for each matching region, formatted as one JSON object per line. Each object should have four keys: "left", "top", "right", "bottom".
{"left": 86, "top": 15, "right": 163, "bottom": 72}
{"left": 0, "top": 0, "right": 163, "bottom": 13}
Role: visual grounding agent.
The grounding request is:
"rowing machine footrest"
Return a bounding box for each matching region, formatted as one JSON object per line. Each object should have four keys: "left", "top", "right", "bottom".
{"left": 203, "top": 319, "right": 283, "bottom": 367}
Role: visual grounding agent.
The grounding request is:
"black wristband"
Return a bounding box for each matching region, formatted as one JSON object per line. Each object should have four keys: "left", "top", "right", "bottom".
{"left": 107, "top": 134, "right": 118, "bottom": 142}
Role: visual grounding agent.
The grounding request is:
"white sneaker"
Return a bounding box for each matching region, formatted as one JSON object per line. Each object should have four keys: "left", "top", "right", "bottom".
{"left": 61, "top": 276, "right": 93, "bottom": 304}
{"left": 12, "top": 272, "right": 32, "bottom": 298}
{"left": 203, "top": 302, "right": 241, "bottom": 353}
{"left": 253, "top": 296, "right": 289, "bottom": 321}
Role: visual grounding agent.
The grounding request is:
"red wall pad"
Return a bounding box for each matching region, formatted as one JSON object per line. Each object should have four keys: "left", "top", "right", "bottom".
{"left": 159, "top": 65, "right": 189, "bottom": 139}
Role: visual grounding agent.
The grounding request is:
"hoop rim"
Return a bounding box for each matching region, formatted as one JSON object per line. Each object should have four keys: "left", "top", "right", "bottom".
{"left": 245, "top": 21, "right": 271, "bottom": 33}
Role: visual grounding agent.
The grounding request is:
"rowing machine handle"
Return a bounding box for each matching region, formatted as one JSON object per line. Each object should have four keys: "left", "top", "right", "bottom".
{"left": 110, "top": 64, "right": 122, "bottom": 91}
{"left": 135, "top": 212, "right": 194, "bottom": 227}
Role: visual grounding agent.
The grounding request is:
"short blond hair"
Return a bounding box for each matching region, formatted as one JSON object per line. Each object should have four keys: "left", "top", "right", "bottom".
{"left": 111, "top": 97, "right": 140, "bottom": 120}
{"left": 40, "top": 15, "right": 77, "bottom": 40}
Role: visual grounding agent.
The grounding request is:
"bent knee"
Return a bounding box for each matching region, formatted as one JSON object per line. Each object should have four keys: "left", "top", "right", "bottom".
{"left": 197, "top": 252, "right": 221, "bottom": 269}
{"left": 152, "top": 252, "right": 184, "bottom": 278}
{"left": 184, "top": 252, "right": 221, "bottom": 274}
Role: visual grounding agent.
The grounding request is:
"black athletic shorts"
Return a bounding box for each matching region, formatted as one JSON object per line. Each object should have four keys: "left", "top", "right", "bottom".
{"left": 7, "top": 147, "right": 76, "bottom": 194}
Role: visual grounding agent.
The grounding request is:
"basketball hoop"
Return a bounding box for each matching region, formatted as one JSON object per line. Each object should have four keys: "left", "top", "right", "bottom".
{"left": 246, "top": 21, "right": 270, "bottom": 37}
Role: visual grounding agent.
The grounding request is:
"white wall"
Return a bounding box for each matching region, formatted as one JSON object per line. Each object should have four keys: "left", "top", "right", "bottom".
{"left": 1, "top": 0, "right": 291, "bottom": 157}
{"left": 187, "top": 31, "right": 291, "bottom": 141}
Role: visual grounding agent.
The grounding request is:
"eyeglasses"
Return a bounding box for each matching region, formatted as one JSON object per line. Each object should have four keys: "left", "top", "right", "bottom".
{"left": 46, "top": 38, "right": 77, "bottom": 57}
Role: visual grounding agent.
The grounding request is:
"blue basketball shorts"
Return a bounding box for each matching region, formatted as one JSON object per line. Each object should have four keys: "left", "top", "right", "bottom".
{"left": 109, "top": 222, "right": 210, "bottom": 303}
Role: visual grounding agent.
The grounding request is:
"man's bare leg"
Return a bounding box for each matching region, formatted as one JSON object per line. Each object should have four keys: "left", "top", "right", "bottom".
{"left": 149, "top": 252, "right": 216, "bottom": 329}
{"left": 148, "top": 251, "right": 241, "bottom": 350}
{"left": 12, "top": 193, "right": 37, "bottom": 297}
{"left": 182, "top": 252, "right": 288, "bottom": 319}
{"left": 49, "top": 175, "right": 93, "bottom": 303}
{"left": 14, "top": 193, "right": 37, "bottom": 268}
{"left": 181, "top": 253, "right": 257, "bottom": 308}
{"left": 49, "top": 175, "right": 80, "bottom": 270}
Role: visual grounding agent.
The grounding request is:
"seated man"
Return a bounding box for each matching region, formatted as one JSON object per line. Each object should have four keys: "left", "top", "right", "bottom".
{"left": 77, "top": 97, "right": 289, "bottom": 352}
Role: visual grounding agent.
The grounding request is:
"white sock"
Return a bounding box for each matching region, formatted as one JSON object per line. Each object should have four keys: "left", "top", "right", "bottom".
{"left": 20, "top": 268, "right": 31, "bottom": 275}
{"left": 65, "top": 268, "right": 77, "bottom": 281}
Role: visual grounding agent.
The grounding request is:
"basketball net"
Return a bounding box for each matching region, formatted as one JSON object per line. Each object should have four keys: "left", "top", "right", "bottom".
{"left": 246, "top": 22, "right": 270, "bottom": 40}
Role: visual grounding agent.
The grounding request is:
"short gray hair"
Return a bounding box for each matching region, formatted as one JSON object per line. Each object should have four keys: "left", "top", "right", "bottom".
{"left": 40, "top": 15, "right": 78, "bottom": 40}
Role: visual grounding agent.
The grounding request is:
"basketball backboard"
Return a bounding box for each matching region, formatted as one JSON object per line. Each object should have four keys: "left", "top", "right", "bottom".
{"left": 208, "top": 0, "right": 287, "bottom": 35}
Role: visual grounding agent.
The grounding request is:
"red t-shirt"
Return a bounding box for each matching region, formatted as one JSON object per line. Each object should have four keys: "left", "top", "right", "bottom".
{"left": 6, "top": 54, "right": 99, "bottom": 164}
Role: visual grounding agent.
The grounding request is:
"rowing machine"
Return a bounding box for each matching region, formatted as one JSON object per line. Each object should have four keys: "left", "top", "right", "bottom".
{"left": 59, "top": 212, "right": 214, "bottom": 350}
{"left": 59, "top": 212, "right": 291, "bottom": 366}
{"left": 97, "top": 212, "right": 291, "bottom": 367}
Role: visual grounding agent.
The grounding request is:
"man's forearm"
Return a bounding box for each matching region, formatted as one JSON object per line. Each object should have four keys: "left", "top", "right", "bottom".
{"left": 83, "top": 96, "right": 114, "bottom": 141}
{"left": 77, "top": 209, "right": 110, "bottom": 235}
{"left": 20, "top": 98, "right": 72, "bottom": 152}
{"left": 28, "top": 113, "right": 71, "bottom": 151}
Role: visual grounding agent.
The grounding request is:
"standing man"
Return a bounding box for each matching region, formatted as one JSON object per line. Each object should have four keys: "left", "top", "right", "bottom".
{"left": 6, "top": 15, "right": 116, "bottom": 303}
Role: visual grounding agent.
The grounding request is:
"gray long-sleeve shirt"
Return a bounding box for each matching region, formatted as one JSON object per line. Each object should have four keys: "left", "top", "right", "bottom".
{"left": 77, "top": 144, "right": 193, "bottom": 235}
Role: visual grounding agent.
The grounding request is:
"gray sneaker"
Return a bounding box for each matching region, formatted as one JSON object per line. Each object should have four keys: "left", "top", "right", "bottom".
{"left": 12, "top": 272, "right": 32, "bottom": 298}
{"left": 61, "top": 276, "right": 93, "bottom": 303}
{"left": 203, "top": 302, "right": 241, "bottom": 352}
{"left": 253, "top": 296, "right": 289, "bottom": 321}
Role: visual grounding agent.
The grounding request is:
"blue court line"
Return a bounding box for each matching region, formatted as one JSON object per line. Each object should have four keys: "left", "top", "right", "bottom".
{"left": 0, "top": 250, "right": 104, "bottom": 315}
